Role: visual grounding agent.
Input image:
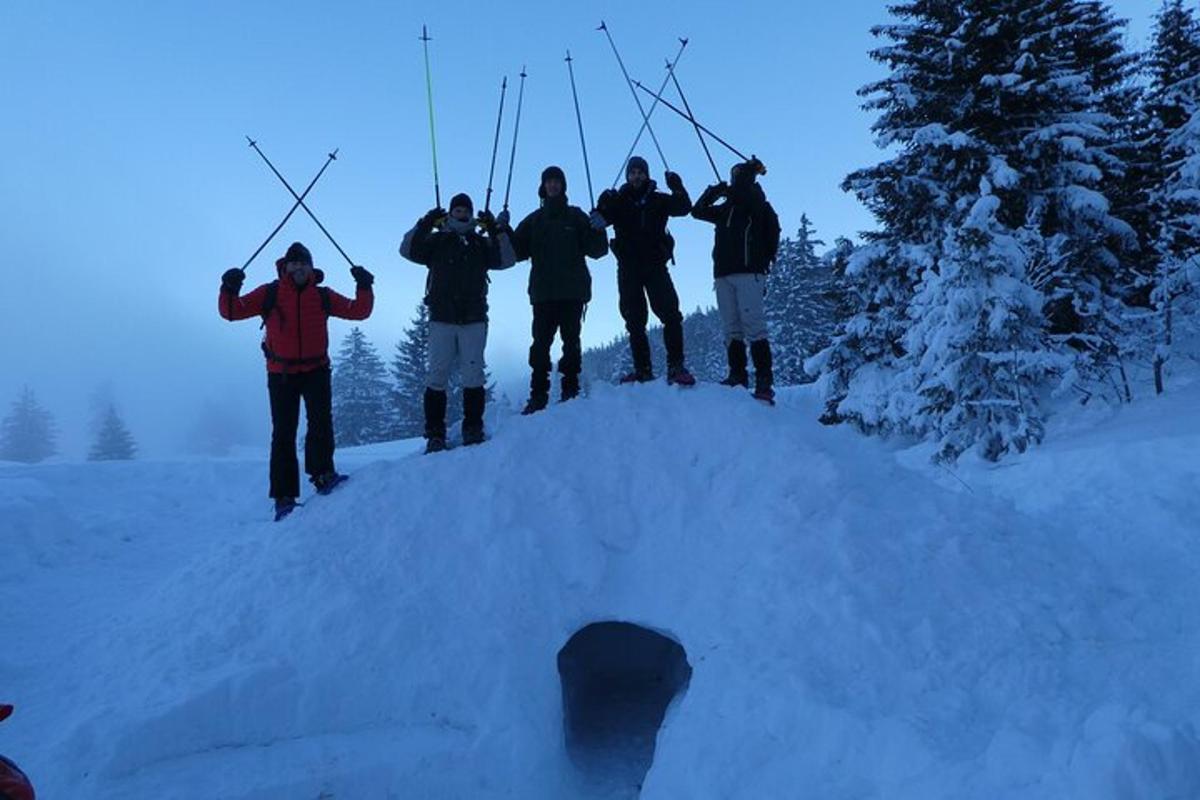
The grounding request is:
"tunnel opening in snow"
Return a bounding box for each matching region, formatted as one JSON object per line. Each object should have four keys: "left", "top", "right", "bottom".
{"left": 557, "top": 622, "right": 692, "bottom": 794}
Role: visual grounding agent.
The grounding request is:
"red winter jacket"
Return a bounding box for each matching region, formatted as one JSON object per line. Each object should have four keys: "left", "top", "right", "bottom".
{"left": 218, "top": 261, "right": 373, "bottom": 374}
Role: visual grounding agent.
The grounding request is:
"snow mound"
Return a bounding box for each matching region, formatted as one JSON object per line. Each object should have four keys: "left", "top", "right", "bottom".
{"left": 3, "top": 382, "right": 1199, "bottom": 799}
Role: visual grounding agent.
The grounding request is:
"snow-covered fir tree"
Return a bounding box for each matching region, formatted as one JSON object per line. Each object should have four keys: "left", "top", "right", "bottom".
{"left": 1, "top": 386, "right": 57, "bottom": 464}
{"left": 391, "top": 305, "right": 436, "bottom": 439}
{"left": 811, "top": 0, "right": 975, "bottom": 434}
{"left": 766, "top": 214, "right": 837, "bottom": 385}
{"left": 88, "top": 403, "right": 137, "bottom": 461}
{"left": 813, "top": 0, "right": 1139, "bottom": 459}
{"left": 332, "top": 327, "right": 395, "bottom": 446}
{"left": 1145, "top": 0, "right": 1200, "bottom": 392}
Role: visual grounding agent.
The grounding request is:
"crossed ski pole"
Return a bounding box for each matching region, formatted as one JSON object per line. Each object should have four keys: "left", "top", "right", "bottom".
{"left": 246, "top": 137, "right": 357, "bottom": 267}
{"left": 632, "top": 78, "right": 765, "bottom": 174}
{"left": 611, "top": 37, "right": 688, "bottom": 189}
{"left": 598, "top": 21, "right": 669, "bottom": 173}
{"left": 240, "top": 148, "right": 338, "bottom": 271}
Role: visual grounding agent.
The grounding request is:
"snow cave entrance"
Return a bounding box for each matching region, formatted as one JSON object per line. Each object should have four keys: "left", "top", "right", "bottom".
{"left": 557, "top": 622, "right": 692, "bottom": 794}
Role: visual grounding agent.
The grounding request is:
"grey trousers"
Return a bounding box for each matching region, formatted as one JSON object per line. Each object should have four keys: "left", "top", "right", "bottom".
{"left": 714, "top": 274, "right": 768, "bottom": 343}
{"left": 427, "top": 321, "right": 487, "bottom": 390}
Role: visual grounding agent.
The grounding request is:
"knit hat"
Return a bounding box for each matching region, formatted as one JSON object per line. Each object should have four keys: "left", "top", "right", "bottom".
{"left": 283, "top": 241, "right": 313, "bottom": 266}
{"left": 538, "top": 165, "right": 567, "bottom": 198}
{"left": 449, "top": 192, "right": 473, "bottom": 214}
{"left": 625, "top": 156, "right": 650, "bottom": 180}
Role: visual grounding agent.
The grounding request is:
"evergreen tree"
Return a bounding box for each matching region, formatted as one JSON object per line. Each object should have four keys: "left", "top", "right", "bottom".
{"left": 814, "top": 0, "right": 1138, "bottom": 458}
{"left": 0, "top": 387, "right": 57, "bottom": 464}
{"left": 1145, "top": 0, "right": 1200, "bottom": 392}
{"left": 766, "top": 214, "right": 837, "bottom": 385}
{"left": 88, "top": 403, "right": 137, "bottom": 461}
{"left": 814, "top": 0, "right": 977, "bottom": 434}
{"left": 391, "top": 304, "right": 433, "bottom": 438}
{"left": 332, "top": 327, "right": 395, "bottom": 446}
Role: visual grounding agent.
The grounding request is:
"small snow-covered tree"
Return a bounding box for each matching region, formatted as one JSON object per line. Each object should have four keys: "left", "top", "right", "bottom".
{"left": 333, "top": 327, "right": 395, "bottom": 446}
{"left": 0, "top": 387, "right": 57, "bottom": 464}
{"left": 767, "top": 214, "right": 837, "bottom": 384}
{"left": 391, "top": 304, "right": 434, "bottom": 438}
{"left": 88, "top": 403, "right": 137, "bottom": 461}
{"left": 1145, "top": 0, "right": 1200, "bottom": 392}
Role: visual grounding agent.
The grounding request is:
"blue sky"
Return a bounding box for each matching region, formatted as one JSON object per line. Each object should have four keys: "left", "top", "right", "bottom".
{"left": 0, "top": 0, "right": 1157, "bottom": 454}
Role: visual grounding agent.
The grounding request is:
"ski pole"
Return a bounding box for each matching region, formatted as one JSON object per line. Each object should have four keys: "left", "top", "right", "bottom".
{"left": 632, "top": 79, "right": 758, "bottom": 167}
{"left": 598, "top": 20, "right": 669, "bottom": 172}
{"left": 565, "top": 51, "right": 595, "bottom": 209}
{"left": 246, "top": 137, "right": 356, "bottom": 267}
{"left": 665, "top": 55, "right": 721, "bottom": 183}
{"left": 612, "top": 37, "right": 688, "bottom": 189}
{"left": 420, "top": 24, "right": 441, "bottom": 208}
{"left": 502, "top": 66, "right": 527, "bottom": 213}
{"left": 242, "top": 149, "right": 338, "bottom": 271}
{"left": 483, "top": 75, "right": 508, "bottom": 215}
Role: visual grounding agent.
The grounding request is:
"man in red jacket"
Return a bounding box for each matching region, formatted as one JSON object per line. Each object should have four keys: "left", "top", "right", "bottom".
{"left": 219, "top": 242, "right": 374, "bottom": 520}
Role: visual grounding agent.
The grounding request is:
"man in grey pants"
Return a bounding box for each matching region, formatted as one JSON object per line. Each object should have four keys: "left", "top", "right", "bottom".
{"left": 692, "top": 160, "right": 781, "bottom": 403}
{"left": 400, "top": 193, "right": 515, "bottom": 451}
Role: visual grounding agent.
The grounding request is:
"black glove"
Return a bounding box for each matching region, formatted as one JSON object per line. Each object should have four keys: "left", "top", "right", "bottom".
{"left": 421, "top": 207, "right": 446, "bottom": 227}
{"left": 476, "top": 209, "right": 496, "bottom": 231}
{"left": 665, "top": 171, "right": 684, "bottom": 193}
{"left": 350, "top": 265, "right": 374, "bottom": 288}
{"left": 598, "top": 188, "right": 619, "bottom": 208}
{"left": 221, "top": 267, "right": 245, "bottom": 293}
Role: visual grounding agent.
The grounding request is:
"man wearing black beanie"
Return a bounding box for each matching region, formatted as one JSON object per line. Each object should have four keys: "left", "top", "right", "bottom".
{"left": 399, "top": 192, "right": 514, "bottom": 452}
{"left": 504, "top": 165, "right": 609, "bottom": 414}
{"left": 596, "top": 155, "right": 696, "bottom": 385}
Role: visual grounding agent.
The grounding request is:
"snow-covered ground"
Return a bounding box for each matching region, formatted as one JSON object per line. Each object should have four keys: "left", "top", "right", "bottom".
{"left": 2, "top": 381, "right": 1199, "bottom": 799}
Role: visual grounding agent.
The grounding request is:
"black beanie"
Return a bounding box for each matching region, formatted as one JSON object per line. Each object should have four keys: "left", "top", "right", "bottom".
{"left": 625, "top": 156, "right": 650, "bottom": 179}
{"left": 538, "top": 165, "right": 567, "bottom": 199}
{"left": 449, "top": 192, "right": 473, "bottom": 214}
{"left": 284, "top": 241, "right": 313, "bottom": 266}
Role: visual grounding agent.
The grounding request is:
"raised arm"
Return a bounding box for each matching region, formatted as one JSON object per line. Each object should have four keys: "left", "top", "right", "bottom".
{"left": 691, "top": 182, "right": 728, "bottom": 224}
{"left": 664, "top": 172, "right": 693, "bottom": 216}
{"left": 217, "top": 269, "right": 270, "bottom": 321}
{"left": 327, "top": 267, "right": 375, "bottom": 320}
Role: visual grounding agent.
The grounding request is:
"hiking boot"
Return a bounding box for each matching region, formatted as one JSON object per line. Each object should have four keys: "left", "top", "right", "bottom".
{"left": 560, "top": 375, "right": 581, "bottom": 403}
{"left": 619, "top": 367, "right": 655, "bottom": 384}
{"left": 312, "top": 471, "right": 348, "bottom": 495}
{"left": 425, "top": 436, "right": 448, "bottom": 454}
{"left": 461, "top": 423, "right": 486, "bottom": 446}
{"left": 721, "top": 339, "right": 749, "bottom": 387}
{"left": 522, "top": 392, "right": 549, "bottom": 415}
{"left": 274, "top": 498, "right": 298, "bottom": 522}
{"left": 667, "top": 364, "right": 696, "bottom": 386}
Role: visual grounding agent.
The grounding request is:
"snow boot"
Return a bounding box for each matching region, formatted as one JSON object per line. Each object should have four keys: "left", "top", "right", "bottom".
{"left": 750, "top": 339, "right": 775, "bottom": 405}
{"left": 667, "top": 363, "right": 696, "bottom": 386}
{"left": 719, "top": 339, "right": 749, "bottom": 387}
{"left": 619, "top": 366, "right": 655, "bottom": 384}
{"left": 312, "top": 471, "right": 349, "bottom": 495}
{"left": 274, "top": 498, "right": 298, "bottom": 521}
{"left": 560, "top": 374, "right": 581, "bottom": 403}
{"left": 522, "top": 391, "right": 549, "bottom": 416}
{"left": 424, "top": 387, "right": 449, "bottom": 450}
{"left": 462, "top": 386, "right": 486, "bottom": 446}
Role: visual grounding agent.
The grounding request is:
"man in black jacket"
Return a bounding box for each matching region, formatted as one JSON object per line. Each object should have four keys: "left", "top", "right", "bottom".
{"left": 400, "top": 192, "right": 515, "bottom": 451}
{"left": 692, "top": 160, "right": 781, "bottom": 403}
{"left": 504, "top": 166, "right": 609, "bottom": 414}
{"left": 596, "top": 156, "right": 696, "bottom": 385}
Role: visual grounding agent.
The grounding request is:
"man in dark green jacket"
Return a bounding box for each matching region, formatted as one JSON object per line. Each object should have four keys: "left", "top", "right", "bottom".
{"left": 503, "top": 165, "right": 609, "bottom": 414}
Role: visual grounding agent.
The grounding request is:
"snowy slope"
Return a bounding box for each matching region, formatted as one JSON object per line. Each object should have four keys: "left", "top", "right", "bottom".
{"left": 2, "top": 383, "right": 1199, "bottom": 799}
